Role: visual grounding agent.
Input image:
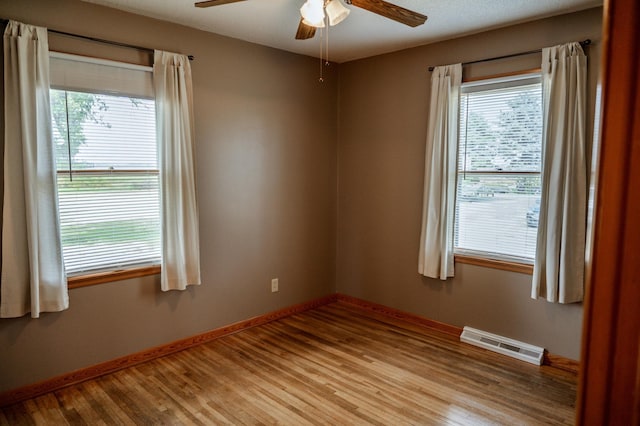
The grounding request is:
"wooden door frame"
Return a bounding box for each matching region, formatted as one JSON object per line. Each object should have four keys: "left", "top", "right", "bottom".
{"left": 576, "top": 0, "right": 640, "bottom": 424}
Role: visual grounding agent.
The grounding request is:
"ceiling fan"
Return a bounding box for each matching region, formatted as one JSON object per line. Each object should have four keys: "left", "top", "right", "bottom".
{"left": 194, "top": 0, "right": 428, "bottom": 40}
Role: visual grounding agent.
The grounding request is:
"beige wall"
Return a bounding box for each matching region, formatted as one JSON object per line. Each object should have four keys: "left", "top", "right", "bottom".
{"left": 337, "top": 7, "right": 602, "bottom": 360}
{"left": 0, "top": 0, "right": 338, "bottom": 392}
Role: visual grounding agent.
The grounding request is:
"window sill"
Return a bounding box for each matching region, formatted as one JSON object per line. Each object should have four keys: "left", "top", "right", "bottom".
{"left": 67, "top": 265, "right": 161, "bottom": 289}
{"left": 455, "top": 254, "right": 533, "bottom": 275}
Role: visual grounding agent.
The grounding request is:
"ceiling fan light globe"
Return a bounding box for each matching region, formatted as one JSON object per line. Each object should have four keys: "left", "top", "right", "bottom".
{"left": 326, "top": 0, "right": 350, "bottom": 26}
{"left": 300, "top": 0, "right": 325, "bottom": 27}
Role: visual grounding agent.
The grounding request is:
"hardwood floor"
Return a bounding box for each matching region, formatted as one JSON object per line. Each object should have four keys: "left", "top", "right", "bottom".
{"left": 0, "top": 302, "right": 577, "bottom": 425}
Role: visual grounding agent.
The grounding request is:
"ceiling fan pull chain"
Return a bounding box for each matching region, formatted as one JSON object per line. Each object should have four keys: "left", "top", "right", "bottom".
{"left": 325, "top": 19, "right": 330, "bottom": 66}
{"left": 319, "top": 25, "right": 324, "bottom": 82}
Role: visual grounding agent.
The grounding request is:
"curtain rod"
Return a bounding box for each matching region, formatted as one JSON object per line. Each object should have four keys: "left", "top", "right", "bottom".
{"left": 1, "top": 18, "right": 194, "bottom": 61}
{"left": 428, "top": 39, "right": 591, "bottom": 72}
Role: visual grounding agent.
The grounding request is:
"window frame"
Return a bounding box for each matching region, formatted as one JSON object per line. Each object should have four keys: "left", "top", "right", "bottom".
{"left": 67, "top": 265, "right": 161, "bottom": 289}
{"left": 453, "top": 70, "right": 543, "bottom": 274}
{"left": 49, "top": 53, "right": 162, "bottom": 286}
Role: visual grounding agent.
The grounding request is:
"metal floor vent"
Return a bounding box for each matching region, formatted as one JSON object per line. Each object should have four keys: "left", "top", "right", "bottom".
{"left": 460, "top": 326, "right": 544, "bottom": 365}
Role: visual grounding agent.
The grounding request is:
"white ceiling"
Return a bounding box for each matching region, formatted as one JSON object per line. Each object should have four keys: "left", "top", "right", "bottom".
{"left": 81, "top": 0, "right": 602, "bottom": 63}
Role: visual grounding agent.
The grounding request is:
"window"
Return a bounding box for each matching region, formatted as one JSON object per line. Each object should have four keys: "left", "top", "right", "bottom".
{"left": 454, "top": 74, "right": 542, "bottom": 263}
{"left": 50, "top": 53, "right": 160, "bottom": 276}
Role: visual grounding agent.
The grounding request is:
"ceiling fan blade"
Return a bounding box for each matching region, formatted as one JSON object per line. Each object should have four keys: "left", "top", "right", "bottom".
{"left": 195, "top": 0, "right": 247, "bottom": 8}
{"left": 295, "top": 19, "right": 317, "bottom": 40}
{"left": 349, "top": 0, "right": 427, "bottom": 27}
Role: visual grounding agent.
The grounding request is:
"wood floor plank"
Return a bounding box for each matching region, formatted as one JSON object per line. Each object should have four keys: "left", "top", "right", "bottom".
{"left": 0, "top": 302, "right": 577, "bottom": 424}
{"left": 216, "top": 338, "right": 367, "bottom": 424}
{"left": 76, "top": 380, "right": 132, "bottom": 425}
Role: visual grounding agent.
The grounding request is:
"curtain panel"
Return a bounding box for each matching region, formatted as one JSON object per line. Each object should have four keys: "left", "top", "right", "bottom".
{"left": 532, "top": 42, "right": 588, "bottom": 303}
{"left": 154, "top": 50, "right": 201, "bottom": 291}
{"left": 1, "top": 21, "right": 68, "bottom": 318}
{"left": 418, "top": 64, "right": 462, "bottom": 280}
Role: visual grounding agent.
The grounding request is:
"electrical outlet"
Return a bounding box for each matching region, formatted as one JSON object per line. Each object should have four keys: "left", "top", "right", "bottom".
{"left": 271, "top": 278, "right": 279, "bottom": 293}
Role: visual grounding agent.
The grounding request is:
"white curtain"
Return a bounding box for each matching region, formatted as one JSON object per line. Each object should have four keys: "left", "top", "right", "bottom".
{"left": 418, "top": 64, "right": 462, "bottom": 280}
{"left": 154, "top": 50, "right": 201, "bottom": 291}
{"left": 532, "top": 42, "right": 587, "bottom": 303}
{"left": 1, "top": 21, "right": 68, "bottom": 318}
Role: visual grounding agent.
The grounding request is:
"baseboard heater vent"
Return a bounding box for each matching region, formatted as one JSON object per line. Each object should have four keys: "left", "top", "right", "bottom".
{"left": 460, "top": 326, "right": 544, "bottom": 365}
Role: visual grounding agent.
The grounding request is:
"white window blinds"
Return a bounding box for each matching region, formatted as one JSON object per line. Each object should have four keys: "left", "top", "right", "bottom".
{"left": 455, "top": 74, "right": 542, "bottom": 262}
{"left": 50, "top": 53, "right": 160, "bottom": 275}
